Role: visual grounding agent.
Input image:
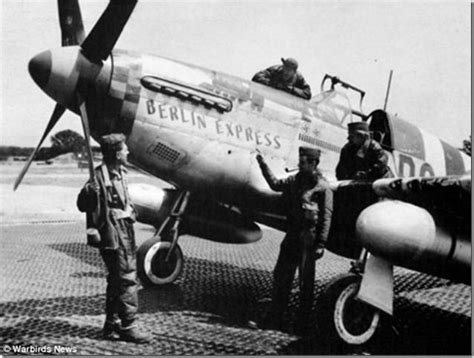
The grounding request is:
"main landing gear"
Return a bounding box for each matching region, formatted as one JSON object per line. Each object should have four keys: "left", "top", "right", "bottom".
{"left": 317, "top": 249, "right": 385, "bottom": 347}
{"left": 137, "top": 191, "right": 190, "bottom": 286}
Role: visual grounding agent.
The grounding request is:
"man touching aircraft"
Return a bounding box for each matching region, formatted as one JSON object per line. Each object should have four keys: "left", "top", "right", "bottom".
{"left": 256, "top": 147, "right": 332, "bottom": 334}
{"left": 252, "top": 58, "right": 312, "bottom": 100}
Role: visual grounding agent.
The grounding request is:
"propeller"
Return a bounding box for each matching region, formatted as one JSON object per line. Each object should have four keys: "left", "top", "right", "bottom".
{"left": 14, "top": 0, "right": 137, "bottom": 191}
{"left": 77, "top": 94, "right": 96, "bottom": 182}
{"left": 13, "top": 104, "right": 66, "bottom": 191}
{"left": 58, "top": 0, "right": 85, "bottom": 46}
{"left": 81, "top": 0, "right": 137, "bottom": 63}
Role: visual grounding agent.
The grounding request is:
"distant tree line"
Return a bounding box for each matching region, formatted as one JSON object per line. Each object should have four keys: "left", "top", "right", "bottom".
{"left": 3, "top": 130, "right": 471, "bottom": 161}
{"left": 0, "top": 130, "right": 100, "bottom": 161}
{"left": 461, "top": 135, "right": 471, "bottom": 157}
{"left": 0, "top": 146, "right": 34, "bottom": 158}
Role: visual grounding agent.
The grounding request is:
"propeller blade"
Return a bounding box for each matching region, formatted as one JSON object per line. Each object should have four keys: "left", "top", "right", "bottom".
{"left": 58, "top": 0, "right": 85, "bottom": 46}
{"left": 76, "top": 94, "right": 96, "bottom": 182}
{"left": 14, "top": 104, "right": 66, "bottom": 191}
{"left": 81, "top": 0, "right": 137, "bottom": 62}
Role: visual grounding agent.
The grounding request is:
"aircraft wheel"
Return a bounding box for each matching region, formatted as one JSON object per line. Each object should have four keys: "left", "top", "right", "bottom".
{"left": 137, "top": 238, "right": 184, "bottom": 286}
{"left": 318, "top": 273, "right": 381, "bottom": 346}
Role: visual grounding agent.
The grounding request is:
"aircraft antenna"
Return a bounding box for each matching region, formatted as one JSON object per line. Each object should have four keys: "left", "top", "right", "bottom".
{"left": 383, "top": 69, "right": 393, "bottom": 111}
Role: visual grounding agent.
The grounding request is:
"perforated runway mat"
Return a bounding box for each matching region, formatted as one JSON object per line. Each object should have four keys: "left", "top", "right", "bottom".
{"left": 0, "top": 222, "right": 471, "bottom": 355}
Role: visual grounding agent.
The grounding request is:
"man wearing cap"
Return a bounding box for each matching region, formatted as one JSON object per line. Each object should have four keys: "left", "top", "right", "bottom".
{"left": 256, "top": 147, "right": 332, "bottom": 334}
{"left": 336, "top": 121, "right": 393, "bottom": 180}
{"left": 77, "top": 133, "right": 151, "bottom": 344}
{"left": 252, "top": 58, "right": 312, "bottom": 100}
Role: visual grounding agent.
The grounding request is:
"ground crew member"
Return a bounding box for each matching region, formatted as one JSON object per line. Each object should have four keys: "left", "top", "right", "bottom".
{"left": 330, "top": 121, "right": 393, "bottom": 260}
{"left": 252, "top": 58, "right": 312, "bottom": 100}
{"left": 336, "top": 121, "right": 393, "bottom": 180}
{"left": 77, "top": 133, "right": 151, "bottom": 344}
{"left": 256, "top": 147, "right": 333, "bottom": 334}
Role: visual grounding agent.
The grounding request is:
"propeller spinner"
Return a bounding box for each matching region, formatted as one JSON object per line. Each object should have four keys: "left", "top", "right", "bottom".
{"left": 14, "top": 0, "right": 137, "bottom": 191}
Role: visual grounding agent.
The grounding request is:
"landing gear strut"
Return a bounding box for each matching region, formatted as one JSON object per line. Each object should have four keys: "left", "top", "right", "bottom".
{"left": 137, "top": 191, "right": 190, "bottom": 286}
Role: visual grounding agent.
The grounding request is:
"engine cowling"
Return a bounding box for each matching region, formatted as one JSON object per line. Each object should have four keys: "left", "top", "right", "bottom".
{"left": 356, "top": 200, "right": 471, "bottom": 284}
{"left": 128, "top": 183, "right": 262, "bottom": 244}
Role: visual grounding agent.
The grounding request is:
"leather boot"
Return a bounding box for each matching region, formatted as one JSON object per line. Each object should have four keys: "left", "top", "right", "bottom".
{"left": 120, "top": 324, "right": 152, "bottom": 344}
{"left": 103, "top": 319, "right": 121, "bottom": 340}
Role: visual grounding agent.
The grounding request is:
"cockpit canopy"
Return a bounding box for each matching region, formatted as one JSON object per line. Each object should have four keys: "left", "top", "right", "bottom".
{"left": 310, "top": 89, "right": 366, "bottom": 127}
{"left": 309, "top": 74, "right": 367, "bottom": 127}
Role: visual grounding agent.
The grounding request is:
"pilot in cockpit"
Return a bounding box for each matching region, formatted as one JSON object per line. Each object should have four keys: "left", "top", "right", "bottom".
{"left": 252, "top": 57, "right": 312, "bottom": 100}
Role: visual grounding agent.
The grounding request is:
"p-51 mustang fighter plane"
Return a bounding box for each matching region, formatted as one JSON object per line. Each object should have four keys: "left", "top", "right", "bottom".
{"left": 15, "top": 0, "right": 470, "bottom": 347}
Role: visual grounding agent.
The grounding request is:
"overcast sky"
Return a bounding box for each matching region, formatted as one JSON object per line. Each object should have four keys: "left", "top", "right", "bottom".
{"left": 0, "top": 0, "right": 470, "bottom": 147}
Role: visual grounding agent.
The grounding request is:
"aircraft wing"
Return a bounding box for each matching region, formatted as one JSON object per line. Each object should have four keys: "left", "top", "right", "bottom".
{"left": 330, "top": 174, "right": 470, "bottom": 230}
{"left": 328, "top": 174, "right": 471, "bottom": 284}
{"left": 371, "top": 174, "right": 470, "bottom": 227}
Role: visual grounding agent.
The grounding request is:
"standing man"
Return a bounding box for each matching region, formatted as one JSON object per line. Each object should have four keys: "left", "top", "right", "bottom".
{"left": 252, "top": 57, "right": 312, "bottom": 100}
{"left": 336, "top": 121, "right": 393, "bottom": 180}
{"left": 256, "top": 147, "right": 333, "bottom": 334}
{"left": 77, "top": 133, "right": 151, "bottom": 344}
{"left": 332, "top": 122, "right": 393, "bottom": 260}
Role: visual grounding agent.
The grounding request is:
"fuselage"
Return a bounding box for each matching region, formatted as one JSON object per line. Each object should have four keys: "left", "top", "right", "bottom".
{"left": 104, "top": 49, "right": 470, "bottom": 210}
{"left": 30, "top": 46, "right": 471, "bottom": 220}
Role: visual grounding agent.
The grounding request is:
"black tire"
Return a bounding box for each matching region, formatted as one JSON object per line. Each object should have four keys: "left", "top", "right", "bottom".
{"left": 137, "top": 238, "right": 184, "bottom": 286}
{"left": 317, "top": 273, "right": 381, "bottom": 347}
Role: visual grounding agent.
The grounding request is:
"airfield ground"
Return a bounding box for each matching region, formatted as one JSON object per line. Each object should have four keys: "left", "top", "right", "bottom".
{"left": 0, "top": 162, "right": 471, "bottom": 355}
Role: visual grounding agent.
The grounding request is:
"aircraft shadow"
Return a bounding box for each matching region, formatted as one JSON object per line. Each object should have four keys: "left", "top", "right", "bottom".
{"left": 278, "top": 296, "right": 470, "bottom": 355}
{"left": 41, "top": 241, "right": 470, "bottom": 355}
{"left": 1, "top": 315, "right": 103, "bottom": 344}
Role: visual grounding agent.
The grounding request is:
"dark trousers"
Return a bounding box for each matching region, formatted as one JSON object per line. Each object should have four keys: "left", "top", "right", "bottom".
{"left": 272, "top": 229, "right": 315, "bottom": 327}
{"left": 100, "top": 219, "right": 138, "bottom": 326}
